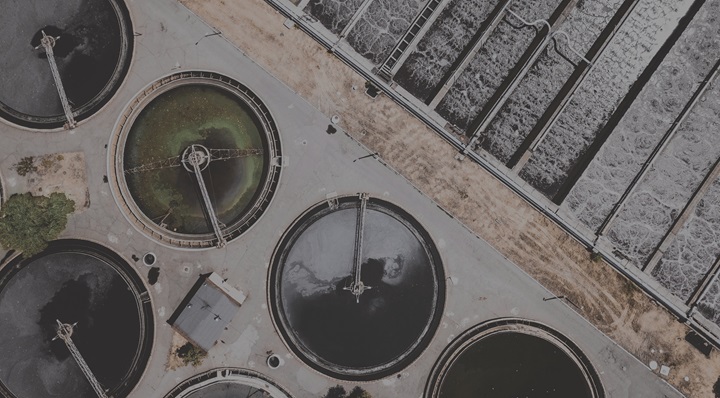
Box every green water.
[124,84,266,234]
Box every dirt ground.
[179,0,720,395]
[166,332,191,370]
[21,152,89,211]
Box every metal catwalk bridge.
[36,31,77,129]
[344,193,371,303]
[183,144,227,248]
[124,148,263,175]
[54,320,108,398]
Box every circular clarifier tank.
[0,239,153,398]
[164,368,292,398]
[0,0,133,129]
[425,319,604,398]
[269,195,445,380]
[110,72,281,248]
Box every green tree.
[347,387,371,398]
[0,192,75,257]
[176,342,207,367]
[323,386,372,398]
[323,386,346,398]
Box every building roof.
[169,273,246,352]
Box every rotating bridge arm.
[344,193,371,303]
[54,320,109,398]
[36,31,77,129]
[185,145,227,248]
[124,148,262,175]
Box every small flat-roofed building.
[168,272,246,352]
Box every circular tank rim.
[163,367,294,398]
[0,238,155,398]
[107,70,283,250]
[0,0,135,130]
[423,318,605,398]
[0,170,5,206]
[267,194,447,381]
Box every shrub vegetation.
[0,192,75,257]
